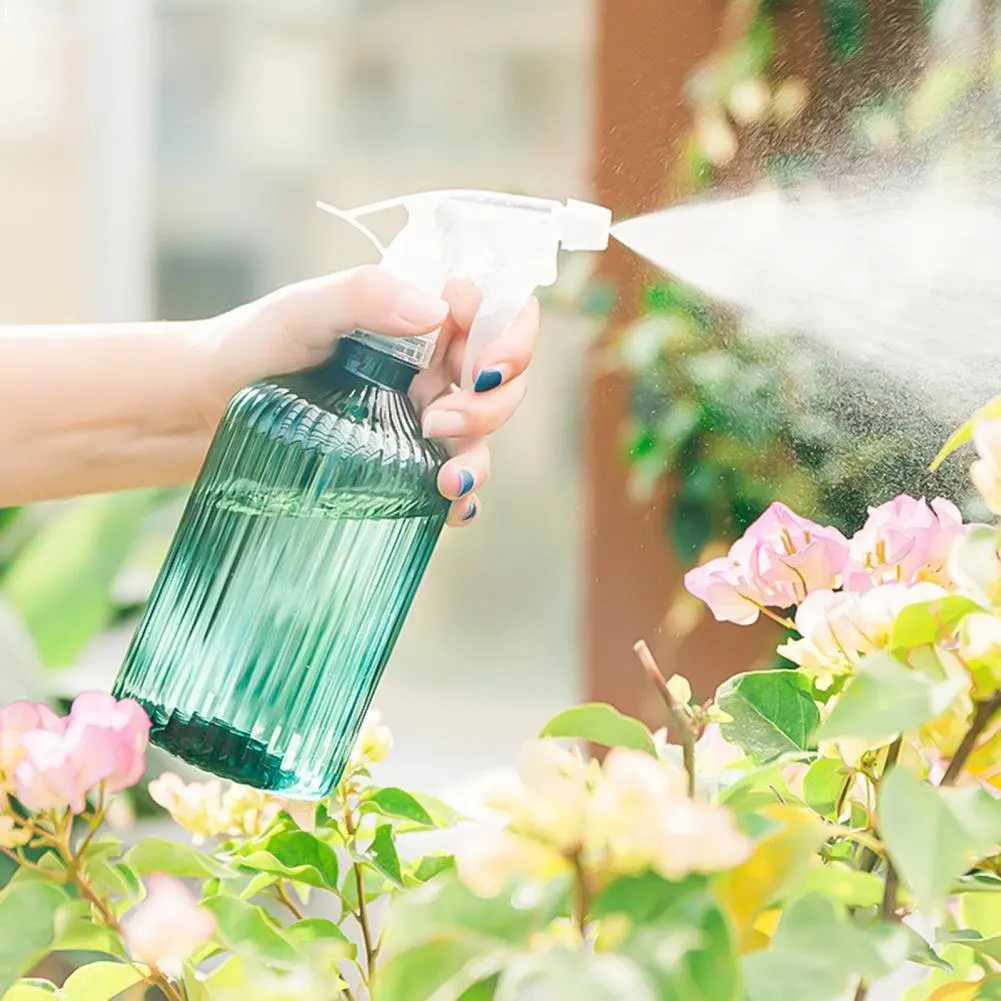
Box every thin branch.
[880,865,900,923]
[756,605,797,630]
[570,851,592,938]
[860,736,900,876]
[342,798,378,985]
[275,881,304,921]
[941,692,1001,786]
[634,640,697,797]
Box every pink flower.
[848,495,966,587]
[0,701,63,735]
[684,502,849,624]
[67,693,150,793]
[124,876,216,975]
[684,540,768,625]
[0,701,65,786]
[13,693,150,814]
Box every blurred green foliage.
[622,0,996,566]
[0,492,172,671]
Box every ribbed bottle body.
[113,339,448,798]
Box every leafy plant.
[2,405,1001,999]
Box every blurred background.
[1,0,999,814]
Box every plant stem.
[941,692,1001,787]
[825,824,884,858]
[880,865,900,923]
[342,799,377,986]
[756,605,796,630]
[570,852,592,939]
[856,740,904,872]
[634,640,697,797]
[275,881,304,921]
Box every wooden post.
[586,0,773,725]
[585,0,926,723]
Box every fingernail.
[397,290,449,328]
[474,368,505,393]
[462,501,478,522]
[457,469,475,497]
[423,410,468,438]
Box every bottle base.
[135,701,336,799]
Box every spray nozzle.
[317,189,611,386]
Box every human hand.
[198,266,539,526]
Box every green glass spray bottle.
[112,190,612,799]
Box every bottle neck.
[313,336,420,394]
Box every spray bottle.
[112,189,612,799]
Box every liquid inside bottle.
[113,337,449,799]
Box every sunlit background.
[2,0,1000,822]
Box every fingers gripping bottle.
[112,190,612,799]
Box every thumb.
[267,265,449,349]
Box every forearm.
[0,321,222,506]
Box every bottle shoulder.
[209,376,449,521]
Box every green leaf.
[378,940,497,1001]
[802,757,849,820]
[241,830,339,890]
[182,964,209,1001]
[497,950,657,1001]
[124,838,233,880]
[360,788,434,828]
[931,395,1001,471]
[383,872,569,958]
[0,882,68,994]
[202,897,301,968]
[61,962,145,1001]
[85,857,141,905]
[891,596,982,651]
[407,852,456,886]
[408,792,463,830]
[716,671,820,764]
[799,866,885,909]
[365,824,403,887]
[1,986,59,1001]
[540,703,656,754]
[52,900,128,958]
[2,492,155,666]
[817,652,962,742]
[743,895,907,1001]
[341,866,389,911]
[286,918,352,948]
[977,975,1001,1000]
[879,768,1001,911]
[616,884,739,1001]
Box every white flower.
[456,825,564,898]
[590,748,750,879]
[348,710,393,770]
[149,772,278,844]
[483,740,596,851]
[780,582,949,688]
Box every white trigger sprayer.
[317,190,612,389]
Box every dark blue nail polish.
[457,469,475,497]
[462,502,477,522]
[474,368,503,393]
